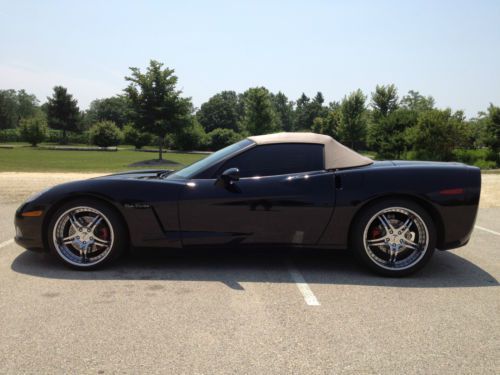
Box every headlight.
[25,188,50,203]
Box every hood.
[94,169,175,180]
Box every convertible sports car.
[15,133,481,276]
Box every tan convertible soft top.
[248,132,373,169]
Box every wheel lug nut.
[76,236,80,239]
[79,228,82,232]
[90,237,93,240]
[400,239,403,243]
[83,241,86,244]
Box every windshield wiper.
[158,170,175,179]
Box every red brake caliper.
[99,227,109,241]
[370,226,382,239]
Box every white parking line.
[288,261,320,306]
[475,225,500,236]
[0,238,14,249]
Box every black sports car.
[15,133,481,276]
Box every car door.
[177,143,335,247]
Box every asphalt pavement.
[0,202,498,374]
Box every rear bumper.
[439,234,472,251]
[437,204,478,251]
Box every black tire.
[351,198,436,277]
[47,198,127,270]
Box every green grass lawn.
[2,144,498,174]
[0,142,162,149]
[0,147,205,172]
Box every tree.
[367,108,417,159]
[241,87,278,135]
[196,91,241,132]
[405,109,464,161]
[337,89,367,150]
[89,121,123,147]
[0,90,18,129]
[294,92,327,130]
[0,89,39,129]
[368,84,407,159]
[294,93,310,130]
[308,92,328,126]
[401,90,434,112]
[84,96,131,129]
[270,91,295,131]
[19,115,47,146]
[467,114,489,148]
[207,128,242,150]
[125,60,193,160]
[123,123,152,149]
[485,104,500,162]
[451,110,476,150]
[46,86,81,144]
[16,89,39,120]
[371,84,399,119]
[311,109,341,138]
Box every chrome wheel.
[52,206,114,267]
[363,207,429,271]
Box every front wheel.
[48,199,126,269]
[351,199,436,276]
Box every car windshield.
[167,139,254,179]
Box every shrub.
[207,128,242,150]
[472,159,496,169]
[486,149,499,165]
[485,105,500,157]
[452,148,489,165]
[46,129,90,144]
[89,121,123,147]
[46,129,61,143]
[0,128,20,142]
[174,120,207,151]
[67,131,90,144]
[19,116,47,146]
[123,123,152,149]
[452,148,499,169]
[405,109,465,161]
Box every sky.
[1,0,499,117]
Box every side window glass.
[218,144,324,178]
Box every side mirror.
[217,167,240,186]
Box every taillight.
[439,188,465,196]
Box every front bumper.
[14,203,46,251]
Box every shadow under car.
[11,247,498,290]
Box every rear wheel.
[48,199,126,269]
[351,199,436,276]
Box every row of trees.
[0,89,40,129]
[0,60,499,167]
